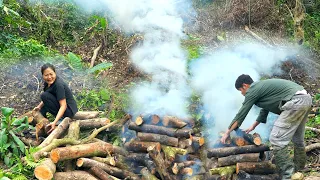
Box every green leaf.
[100,18,107,29]
[1,107,14,118]
[67,52,83,70]
[0,129,8,147]
[87,62,112,75]
[9,130,25,154]
[100,89,110,101]
[14,124,28,133]
[0,177,11,180]
[4,155,10,166]
[12,117,27,126]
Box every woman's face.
[42,67,56,86]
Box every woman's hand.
[46,122,57,134]
[33,106,41,111]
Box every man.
[221,74,312,180]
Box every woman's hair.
[41,63,56,75]
[235,74,254,89]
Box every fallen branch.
[90,44,102,68]
[306,126,320,134]
[54,171,98,180]
[305,143,320,152]
[90,166,120,180]
[244,26,273,47]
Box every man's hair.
[235,74,254,89]
[41,63,56,75]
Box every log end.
[135,116,144,126]
[172,163,179,174]
[50,150,60,164]
[181,167,193,176]
[151,114,160,125]
[34,166,53,180]
[199,137,205,146]
[76,158,84,167]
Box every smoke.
[190,43,292,147]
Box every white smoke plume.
[190,43,292,147]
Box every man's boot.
[273,146,295,180]
[293,146,307,172]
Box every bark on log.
[218,153,260,167]
[20,137,41,146]
[76,158,139,179]
[124,140,161,153]
[237,170,280,180]
[31,110,50,140]
[151,115,160,125]
[192,136,205,147]
[38,117,72,148]
[90,166,120,180]
[73,111,100,120]
[162,116,187,128]
[235,130,262,146]
[210,165,236,176]
[178,138,192,149]
[125,153,157,175]
[140,167,159,180]
[172,161,202,175]
[207,145,270,158]
[64,121,80,172]
[162,145,187,162]
[236,162,276,174]
[137,132,179,147]
[34,158,56,180]
[53,171,98,180]
[147,145,173,180]
[92,156,128,170]
[305,143,320,152]
[50,142,115,163]
[128,122,193,138]
[77,118,111,129]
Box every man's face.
[238,84,249,96]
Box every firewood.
[92,156,128,170]
[64,121,80,172]
[50,142,116,163]
[73,111,100,120]
[231,136,249,146]
[162,115,187,128]
[235,130,262,146]
[217,153,260,167]
[180,167,193,176]
[162,145,187,162]
[140,167,159,180]
[20,136,41,146]
[18,110,33,123]
[210,165,236,176]
[34,158,56,180]
[151,114,160,125]
[306,126,320,134]
[135,116,144,125]
[137,132,179,147]
[192,136,205,147]
[124,140,161,153]
[204,173,222,180]
[38,117,72,148]
[53,171,98,180]
[76,158,139,179]
[77,118,111,129]
[90,166,120,180]
[178,138,192,149]
[147,145,174,180]
[128,122,193,138]
[237,170,280,180]
[125,153,157,174]
[32,110,50,140]
[207,145,270,158]
[236,162,276,174]
[305,143,320,152]
[172,161,202,175]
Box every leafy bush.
[76,89,111,111]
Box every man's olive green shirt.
[229,79,304,129]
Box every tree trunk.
[218,153,260,167]
[53,171,98,180]
[50,142,114,163]
[209,165,236,176]
[76,158,139,180]
[90,166,120,180]
[207,145,270,158]
[73,111,100,120]
[140,167,159,180]
[34,158,56,180]
[237,170,280,180]
[137,132,179,147]
[162,116,187,128]
[77,118,111,129]
[128,122,193,138]
[124,140,161,153]
[236,162,276,174]
[38,117,72,148]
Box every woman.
[34,63,78,134]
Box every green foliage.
[0,107,33,167]
[76,88,111,111]
[304,13,320,53]
[88,62,113,76]
[66,52,85,70]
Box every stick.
[90,44,102,68]
[244,26,273,47]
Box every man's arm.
[245,121,260,133]
[221,121,239,143]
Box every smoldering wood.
[162,115,188,128]
[207,144,270,158]
[137,132,179,147]
[236,161,277,174]
[124,140,161,153]
[217,153,260,167]
[178,138,192,149]
[128,122,193,138]
[53,171,98,180]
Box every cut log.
[125,153,156,174]
[53,171,98,180]
[128,122,193,138]
[18,110,33,123]
[73,111,100,120]
[217,153,260,167]
[50,142,115,163]
[236,161,276,174]
[137,132,179,147]
[162,145,187,162]
[124,140,161,153]
[162,116,187,128]
[38,117,72,148]
[92,156,128,170]
[34,158,56,180]
[172,161,202,175]
[147,145,173,180]
[207,145,270,158]
[305,143,320,152]
[234,130,262,146]
[135,116,144,126]
[77,118,111,129]
[210,165,236,176]
[192,136,205,147]
[76,158,139,179]
[151,115,160,125]
[90,166,120,180]
[20,137,41,146]
[180,167,193,176]
[178,138,192,149]
[32,110,50,139]
[231,136,248,146]
[64,121,80,172]
[140,167,159,180]
[237,170,280,180]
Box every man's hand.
[220,132,230,144]
[245,126,255,134]
[46,122,56,134]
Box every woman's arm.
[47,98,67,134]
